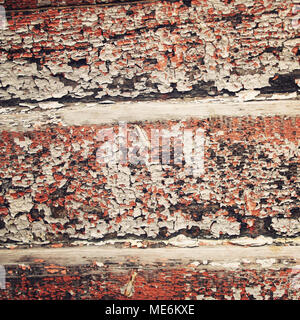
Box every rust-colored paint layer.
[0,116,299,245]
[0,0,299,103]
[0,247,299,300]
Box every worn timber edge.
[0,245,299,268]
[1,243,300,300]
[0,98,299,132]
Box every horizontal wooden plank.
[1,99,299,131]
[0,245,299,299]
[1,245,300,266]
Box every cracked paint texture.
[0,0,299,302]
[0,116,299,245]
[0,0,299,104]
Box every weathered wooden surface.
[0,245,299,300]
[1,108,299,245]
[0,0,299,104]
[1,99,299,131]
[0,0,299,301]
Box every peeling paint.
[0,0,299,104]
[0,114,299,246]
[0,245,299,300]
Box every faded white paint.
[0,245,299,270]
[0,98,299,131]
